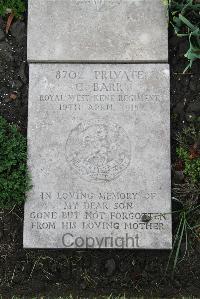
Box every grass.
[176,146,200,183]
[0,296,198,299]
[168,122,200,277]
[0,297,199,299]
[175,124,200,184]
[0,0,26,18]
[0,296,135,299]
[166,204,200,277]
[0,116,30,209]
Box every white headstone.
[23,63,172,249]
[27,0,168,62]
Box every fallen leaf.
[9,92,17,100]
[189,143,200,160]
[6,13,15,34]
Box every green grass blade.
[179,14,197,31]
[172,214,185,276]
[166,213,184,273]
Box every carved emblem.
[66,119,131,182]
[73,0,122,12]
[93,0,105,11]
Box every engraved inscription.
[24,64,171,249]
[73,0,122,12]
[66,119,131,182]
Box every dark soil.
[0,17,200,298]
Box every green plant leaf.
[0,116,30,208]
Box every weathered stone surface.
[27,0,168,62]
[23,63,171,249]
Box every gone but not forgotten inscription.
[24,64,172,249]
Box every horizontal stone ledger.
[23,63,171,249]
[28,0,168,62]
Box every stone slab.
[24,63,171,249]
[27,0,168,62]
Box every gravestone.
[23,63,171,249]
[27,0,168,62]
[24,0,171,249]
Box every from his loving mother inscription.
[27,0,168,62]
[23,64,172,249]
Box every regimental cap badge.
[93,0,105,11]
[74,0,122,12]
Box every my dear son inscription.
[23,64,172,249]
